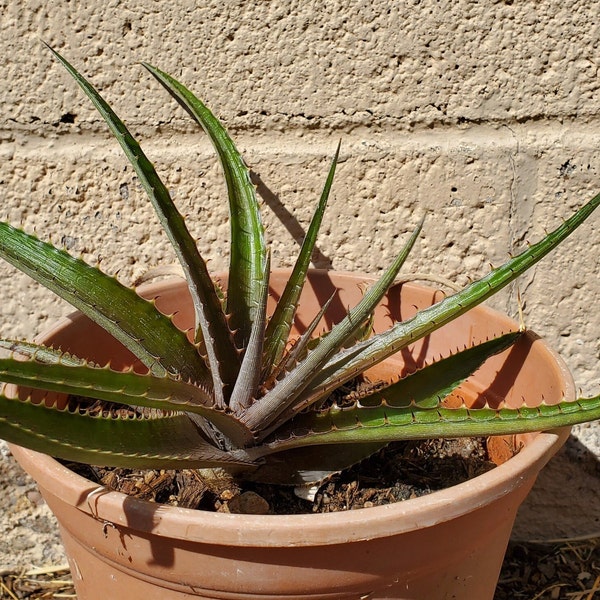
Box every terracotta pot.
[9,270,574,600]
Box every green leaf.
[244,218,424,431]
[255,395,600,452]
[263,143,341,374]
[47,46,236,405]
[264,292,337,387]
[229,253,270,412]
[0,339,88,366]
[312,191,600,400]
[142,62,268,350]
[254,331,523,459]
[0,395,254,469]
[354,331,523,408]
[0,356,253,445]
[0,224,207,382]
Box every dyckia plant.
[0,47,598,486]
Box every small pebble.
[227,491,270,515]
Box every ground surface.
[0,444,66,574]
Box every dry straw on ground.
[496,538,600,600]
[0,565,74,599]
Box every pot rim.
[9,271,575,547]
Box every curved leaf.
[0,356,254,446]
[344,331,523,408]
[0,224,207,382]
[309,191,600,401]
[142,62,267,350]
[254,395,600,454]
[0,339,88,366]
[0,395,254,469]
[263,143,341,374]
[47,46,236,403]
[229,253,270,412]
[245,218,424,431]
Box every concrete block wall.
[0,1,598,545]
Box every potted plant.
[1,47,598,599]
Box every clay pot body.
[10,271,574,599]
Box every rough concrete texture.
[0,0,598,553]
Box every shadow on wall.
[251,171,334,270]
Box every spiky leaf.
[263,143,341,373]
[310,191,600,402]
[244,218,424,431]
[48,46,237,405]
[355,330,523,408]
[142,62,268,349]
[0,224,207,382]
[255,395,600,453]
[0,394,253,469]
[0,356,252,445]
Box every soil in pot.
[65,435,499,515]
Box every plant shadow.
[512,433,600,541]
[251,170,333,270]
